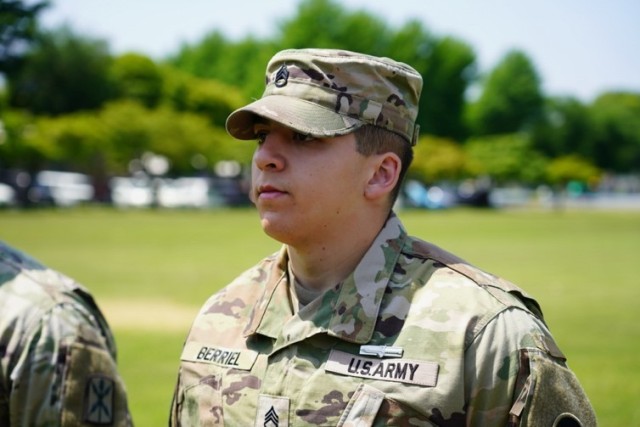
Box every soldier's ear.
[364,152,401,201]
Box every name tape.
[325,349,438,387]
[181,342,258,370]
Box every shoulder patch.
[84,375,115,424]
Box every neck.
[287,210,389,292]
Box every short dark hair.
[353,125,414,208]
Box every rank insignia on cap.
[84,376,114,425]
[274,63,289,87]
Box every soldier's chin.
[258,216,295,245]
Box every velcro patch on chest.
[181,341,259,370]
[325,349,439,387]
[255,395,290,427]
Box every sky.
[38,0,640,102]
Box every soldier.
[0,241,132,426]
[170,48,596,426]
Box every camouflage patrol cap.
[225,48,423,145]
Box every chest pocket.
[336,383,438,427]
[314,349,439,426]
[175,343,261,426]
[175,361,226,426]
[337,384,384,426]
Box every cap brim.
[225,95,363,140]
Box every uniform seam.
[396,248,522,350]
[464,305,530,352]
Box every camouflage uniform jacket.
[171,214,596,426]
[0,242,132,426]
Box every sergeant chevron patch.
[255,395,289,427]
[265,406,279,426]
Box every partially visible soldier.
[0,241,132,426]
[170,48,596,426]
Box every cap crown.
[263,49,423,144]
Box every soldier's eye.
[255,131,268,144]
[292,132,314,142]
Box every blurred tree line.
[1,0,639,193]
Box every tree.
[418,36,476,140]
[546,155,601,187]
[278,1,476,141]
[168,30,275,101]
[531,96,593,159]
[0,0,48,74]
[278,0,390,55]
[6,26,114,115]
[22,111,102,173]
[467,50,544,136]
[168,0,478,142]
[0,109,42,169]
[162,67,246,128]
[386,20,435,69]
[465,134,548,184]
[210,37,276,100]
[111,53,163,108]
[588,92,640,172]
[95,101,151,174]
[21,100,255,176]
[278,0,477,141]
[143,106,252,174]
[409,135,469,184]
[168,30,227,79]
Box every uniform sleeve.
[9,302,132,427]
[464,307,596,426]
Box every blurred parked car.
[110,177,154,208]
[403,180,457,209]
[210,177,251,206]
[157,177,214,208]
[455,178,492,208]
[0,182,15,206]
[110,176,226,208]
[33,170,94,206]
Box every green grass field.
[1,207,638,426]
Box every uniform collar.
[243,213,407,345]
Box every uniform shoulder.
[199,251,282,309]
[402,235,545,321]
[1,246,94,313]
[0,241,46,280]
[0,242,113,345]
